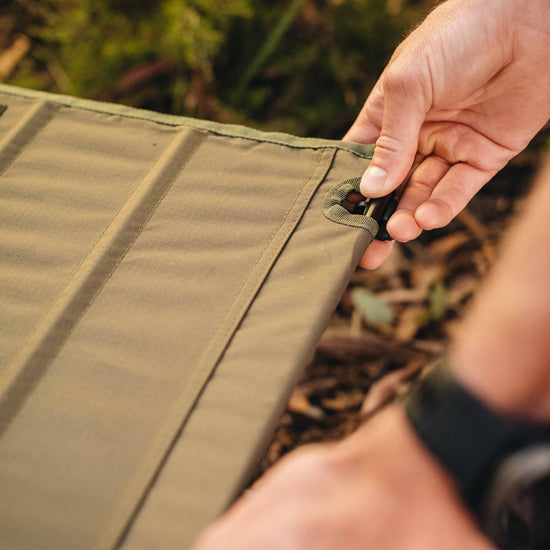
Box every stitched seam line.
[102,148,336,550]
[0,126,168,375]
[63,131,206,339]
[196,151,327,362]
[0,85,374,160]
[82,133,206,307]
[0,101,55,186]
[0,129,206,434]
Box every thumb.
[360,73,426,198]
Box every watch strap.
[406,364,546,512]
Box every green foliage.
[429,280,447,321]
[216,0,429,136]
[232,0,307,103]
[11,0,251,97]
[351,287,395,328]
[5,0,434,136]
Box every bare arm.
[451,156,550,422]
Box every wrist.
[405,361,550,549]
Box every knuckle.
[437,194,463,223]
[428,124,465,164]
[478,148,513,172]
[283,444,334,476]
[446,126,465,160]
[447,178,472,209]
[384,64,416,96]
[272,446,326,484]
[409,174,435,194]
[375,133,404,157]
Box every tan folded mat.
[0,84,375,549]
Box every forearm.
[450,156,550,422]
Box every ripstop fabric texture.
[0,84,374,550]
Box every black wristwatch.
[405,362,550,550]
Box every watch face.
[482,445,550,550]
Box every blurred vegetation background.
[0,0,436,138]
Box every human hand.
[344,0,550,269]
[192,406,496,550]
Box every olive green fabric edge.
[322,176,380,236]
[0,84,375,159]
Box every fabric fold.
[0,85,373,550]
[0,128,206,432]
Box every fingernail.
[361,165,387,196]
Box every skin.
[344,0,550,269]
[450,157,550,422]
[192,1,550,548]
[193,407,495,550]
